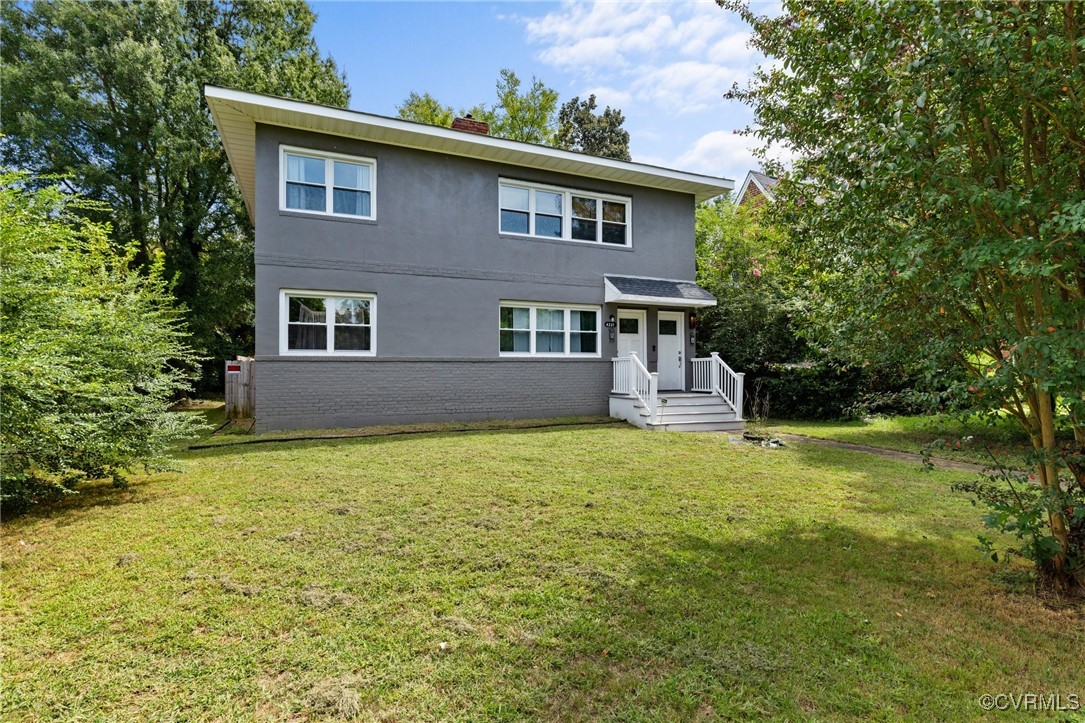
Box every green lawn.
[766,414,1039,468]
[3,424,1083,720]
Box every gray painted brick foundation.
[255,359,612,431]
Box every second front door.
[657,310,684,390]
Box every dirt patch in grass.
[306,674,369,719]
[297,585,356,610]
[216,574,261,597]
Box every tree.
[555,94,632,160]
[695,198,801,373]
[396,91,455,127]
[0,173,204,511]
[724,0,1085,591]
[0,0,349,389]
[396,69,560,144]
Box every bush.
[752,362,866,420]
[0,174,204,512]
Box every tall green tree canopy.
[0,172,204,511]
[724,0,1085,590]
[395,91,455,128]
[397,69,560,145]
[555,94,632,160]
[0,0,349,386]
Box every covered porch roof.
[604,275,717,308]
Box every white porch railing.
[611,352,659,424]
[691,352,744,420]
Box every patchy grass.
[766,414,1042,468]
[3,425,1082,720]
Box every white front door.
[657,311,684,390]
[616,309,646,361]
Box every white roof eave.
[204,85,735,223]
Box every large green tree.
[555,94,632,160]
[0,0,349,388]
[724,0,1085,590]
[1,173,204,511]
[396,91,455,128]
[397,69,568,146]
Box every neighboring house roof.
[604,275,717,308]
[735,170,779,207]
[204,85,735,223]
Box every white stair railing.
[611,352,659,424]
[691,357,713,392]
[690,352,744,420]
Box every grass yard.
[3,423,1083,720]
[766,414,1042,469]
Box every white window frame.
[498,179,632,248]
[279,289,376,356]
[498,302,602,358]
[279,145,376,220]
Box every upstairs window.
[499,180,630,247]
[281,146,375,219]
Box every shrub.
[0,173,204,512]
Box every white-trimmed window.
[499,303,600,356]
[499,179,630,247]
[279,290,375,355]
[280,145,375,219]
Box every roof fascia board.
[204,85,734,203]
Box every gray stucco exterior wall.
[253,125,702,431]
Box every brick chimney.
[450,114,489,136]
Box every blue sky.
[310,0,783,183]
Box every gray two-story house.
[206,86,745,432]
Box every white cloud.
[508,0,782,174]
[580,85,633,108]
[518,1,758,112]
[674,130,760,178]
[630,61,745,114]
[674,130,796,180]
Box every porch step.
[614,393,744,433]
[646,419,746,432]
[654,395,729,408]
[643,410,739,424]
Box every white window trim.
[498,178,632,248]
[498,302,602,358]
[279,289,376,356]
[279,145,377,220]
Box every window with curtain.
[282,146,374,219]
[498,180,630,247]
[499,304,600,356]
[281,291,375,355]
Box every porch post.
[648,372,659,425]
[735,372,745,421]
[710,351,720,393]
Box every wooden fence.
[224,357,255,419]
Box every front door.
[657,310,684,390]
[616,309,646,361]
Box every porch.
[610,352,745,432]
[603,274,744,432]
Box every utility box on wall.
[224,357,255,419]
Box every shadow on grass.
[181,420,634,460]
[1,478,159,527]
[525,523,1022,720]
